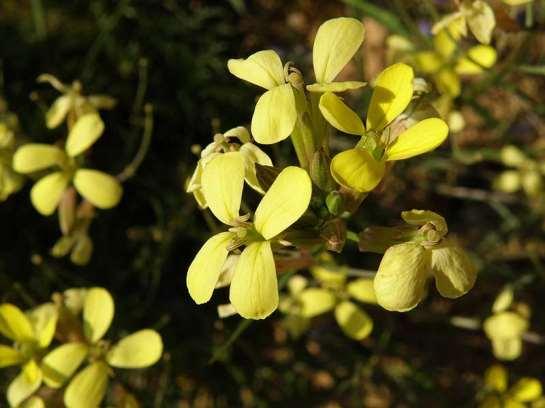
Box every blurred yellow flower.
[480,364,543,408]
[0,303,57,407]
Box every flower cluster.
[186,17,476,325]
[0,287,162,407]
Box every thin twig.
[436,185,519,204]
[117,104,154,182]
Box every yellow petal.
[41,343,89,388]
[456,45,497,75]
[251,84,297,144]
[201,152,245,225]
[521,170,542,197]
[334,301,373,340]
[229,241,278,319]
[186,232,233,304]
[30,172,70,216]
[28,303,58,348]
[46,95,72,129]
[311,264,347,289]
[0,303,35,342]
[313,17,365,84]
[431,12,467,37]
[484,311,528,341]
[13,144,66,174]
[73,169,123,209]
[367,63,414,131]
[330,148,385,193]
[434,68,461,97]
[298,288,336,318]
[431,240,477,298]
[64,361,109,408]
[20,396,45,408]
[434,27,460,59]
[509,378,543,402]
[401,209,448,234]
[287,275,308,296]
[464,0,496,44]
[347,279,377,304]
[227,50,285,90]
[106,329,162,368]
[385,118,448,161]
[239,142,273,193]
[254,166,312,240]
[319,92,365,135]
[492,286,514,313]
[224,126,251,144]
[83,287,114,343]
[66,113,105,157]
[374,242,431,312]
[501,145,528,168]
[484,364,508,392]
[0,345,23,368]
[491,337,523,361]
[7,360,43,407]
[307,81,366,93]
[494,170,521,193]
[414,51,443,74]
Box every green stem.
[208,270,295,364]
[30,0,47,40]
[290,88,316,169]
[117,104,154,182]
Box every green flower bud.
[325,191,344,216]
[310,149,335,191]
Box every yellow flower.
[373,210,476,312]
[319,63,449,192]
[493,145,543,198]
[483,291,531,361]
[186,163,312,319]
[432,0,496,45]
[228,18,365,144]
[480,364,543,408]
[227,50,297,144]
[280,266,377,341]
[186,126,272,208]
[416,21,497,97]
[37,74,116,129]
[0,303,58,407]
[13,113,122,215]
[42,287,164,408]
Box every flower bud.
[310,149,335,192]
[325,191,344,216]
